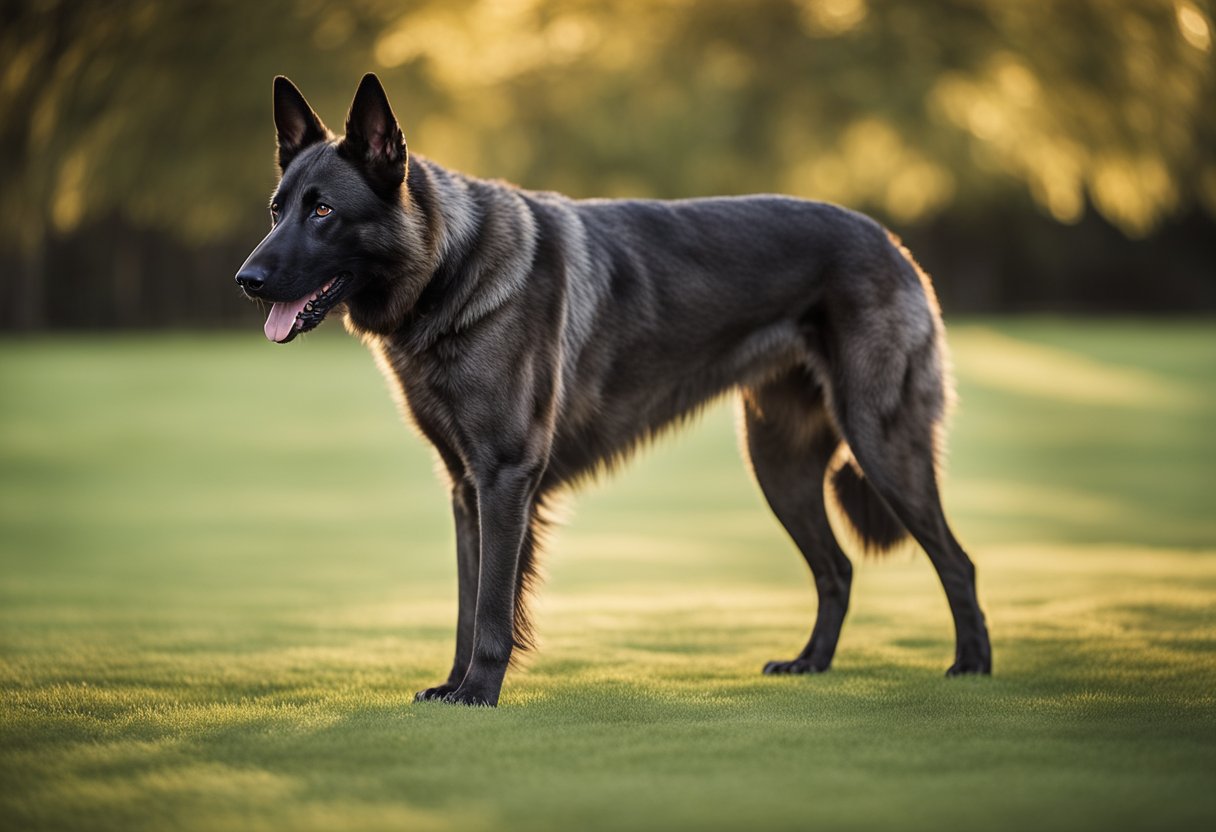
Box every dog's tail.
[829,458,908,552]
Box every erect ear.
[273,76,330,173]
[338,73,407,195]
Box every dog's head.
[235,74,411,343]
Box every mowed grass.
[1,319,1214,831]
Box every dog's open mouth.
[263,274,350,343]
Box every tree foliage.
[1,0,1213,327]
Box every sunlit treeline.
[1,0,1212,328]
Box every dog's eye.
[270,203,279,218]
[314,204,332,217]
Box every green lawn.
[2,320,1214,831]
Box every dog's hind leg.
[828,281,991,675]
[841,421,990,674]
[743,370,853,674]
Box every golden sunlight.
[799,0,869,36]
[952,328,1195,409]
[1176,1,1212,51]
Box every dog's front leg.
[443,462,540,707]
[415,482,479,702]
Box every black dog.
[236,74,991,707]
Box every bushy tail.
[830,458,908,553]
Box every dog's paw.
[414,684,458,702]
[945,659,992,677]
[442,686,498,708]
[763,657,828,675]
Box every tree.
[1,0,1213,327]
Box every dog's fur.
[237,74,991,706]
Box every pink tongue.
[264,295,312,343]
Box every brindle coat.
[236,74,991,707]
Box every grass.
[1,319,1214,831]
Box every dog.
[236,73,992,707]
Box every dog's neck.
[344,156,538,352]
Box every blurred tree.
[378,0,1215,231]
[1,0,1213,328]
[0,0,393,328]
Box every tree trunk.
[12,232,46,331]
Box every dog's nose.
[235,267,267,293]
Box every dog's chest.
[367,336,467,453]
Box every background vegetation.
[2,0,1214,329]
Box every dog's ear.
[274,76,329,173]
[339,73,407,195]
